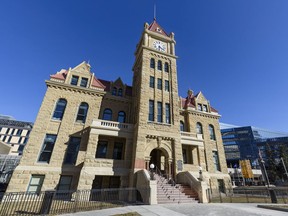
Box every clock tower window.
[150,58,155,69]
[157,60,162,71]
[164,62,169,72]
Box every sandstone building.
[7,20,230,202]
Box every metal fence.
[0,188,142,215]
[208,187,288,204]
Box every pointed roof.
[50,69,68,80]
[148,19,169,37]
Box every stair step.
[154,174,199,204]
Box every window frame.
[76,102,89,123]
[148,100,154,121]
[27,175,45,194]
[164,62,169,72]
[149,76,155,88]
[157,78,162,90]
[165,103,171,124]
[113,142,124,160]
[157,60,162,71]
[52,99,67,120]
[38,134,57,163]
[71,75,79,86]
[117,111,126,123]
[64,137,81,165]
[157,101,162,123]
[95,141,108,158]
[196,122,203,134]
[80,77,88,87]
[164,80,169,91]
[150,58,155,68]
[103,108,113,121]
[209,124,216,140]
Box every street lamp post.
[150,163,155,180]
[199,166,203,181]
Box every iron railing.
[0,188,142,215]
[208,187,288,204]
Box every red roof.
[91,76,105,89]
[148,20,169,37]
[181,94,218,113]
[50,69,67,80]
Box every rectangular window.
[80,77,88,87]
[2,136,7,142]
[165,80,169,91]
[165,103,171,124]
[71,75,79,85]
[157,102,162,123]
[18,145,24,152]
[64,137,81,165]
[203,105,208,112]
[213,151,221,171]
[23,137,28,144]
[148,100,154,121]
[38,134,57,163]
[157,78,162,90]
[6,128,10,134]
[16,129,23,136]
[113,142,123,160]
[7,136,12,143]
[95,141,108,158]
[27,175,45,194]
[197,104,202,111]
[11,128,15,135]
[57,175,72,191]
[149,76,155,88]
[182,149,187,164]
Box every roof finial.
[154,3,156,20]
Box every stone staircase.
[155,174,199,204]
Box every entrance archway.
[149,148,172,178]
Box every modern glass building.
[220,123,288,168]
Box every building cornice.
[45,80,106,97]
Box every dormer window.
[156,27,162,32]
[203,105,208,112]
[197,104,202,111]
[112,87,117,96]
[80,78,88,88]
[71,75,79,86]
[118,88,123,97]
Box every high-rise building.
[220,123,288,168]
[7,20,230,202]
[0,115,33,155]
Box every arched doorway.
[150,148,172,178]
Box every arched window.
[52,99,67,120]
[209,124,216,140]
[103,108,112,121]
[180,121,185,132]
[118,88,123,97]
[157,60,162,71]
[196,122,203,134]
[76,102,89,123]
[164,62,169,72]
[112,87,117,96]
[117,111,126,123]
[150,58,155,68]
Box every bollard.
[39,190,55,215]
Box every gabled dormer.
[49,61,105,90]
[181,89,218,114]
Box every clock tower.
[131,19,182,179]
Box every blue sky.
[1,0,288,132]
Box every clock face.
[153,40,166,52]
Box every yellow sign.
[240,160,254,179]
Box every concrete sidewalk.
[60,203,288,216]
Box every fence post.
[39,190,55,215]
[73,190,80,213]
[268,188,277,203]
